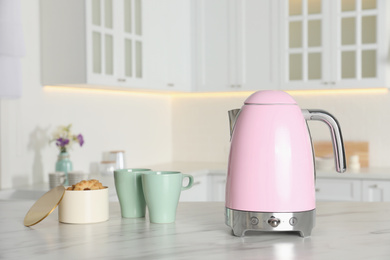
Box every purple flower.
[77,134,84,146]
[56,138,69,148]
[50,125,84,153]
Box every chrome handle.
[302,109,346,173]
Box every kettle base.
[225,207,315,238]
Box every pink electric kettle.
[225,90,346,237]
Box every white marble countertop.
[1,200,390,259]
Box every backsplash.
[172,90,390,169]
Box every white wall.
[172,91,390,168]
[0,0,173,189]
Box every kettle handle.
[302,109,346,173]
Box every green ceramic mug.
[141,171,194,223]
[114,168,151,218]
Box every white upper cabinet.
[143,0,194,92]
[41,0,145,89]
[238,0,279,91]
[144,0,279,92]
[335,0,387,88]
[41,0,388,92]
[280,0,388,90]
[195,0,279,92]
[194,1,230,92]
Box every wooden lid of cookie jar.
[23,186,65,227]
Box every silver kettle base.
[225,207,316,237]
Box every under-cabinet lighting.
[171,91,255,98]
[286,88,388,95]
[44,85,388,97]
[172,88,388,97]
[43,85,172,97]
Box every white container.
[58,188,109,224]
[99,161,116,176]
[315,156,334,171]
[109,151,126,169]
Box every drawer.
[362,180,390,202]
[316,178,361,201]
[180,175,208,202]
[207,175,226,202]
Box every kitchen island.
[1,200,389,259]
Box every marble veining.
[1,201,390,259]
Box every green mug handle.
[181,174,194,191]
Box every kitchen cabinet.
[193,0,229,92]
[207,174,226,201]
[280,0,388,90]
[41,0,146,89]
[179,173,226,202]
[40,0,388,93]
[180,175,209,201]
[362,180,390,201]
[195,0,279,92]
[144,0,279,92]
[179,172,390,202]
[143,0,194,92]
[316,175,390,202]
[315,178,362,201]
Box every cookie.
[68,179,105,191]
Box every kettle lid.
[245,90,297,105]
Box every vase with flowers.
[50,124,84,186]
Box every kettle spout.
[228,109,241,138]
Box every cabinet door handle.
[167,83,174,87]
[315,188,320,192]
[193,181,201,186]
[118,78,126,82]
[369,184,378,189]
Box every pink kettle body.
[226,97,315,212]
[225,90,346,237]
